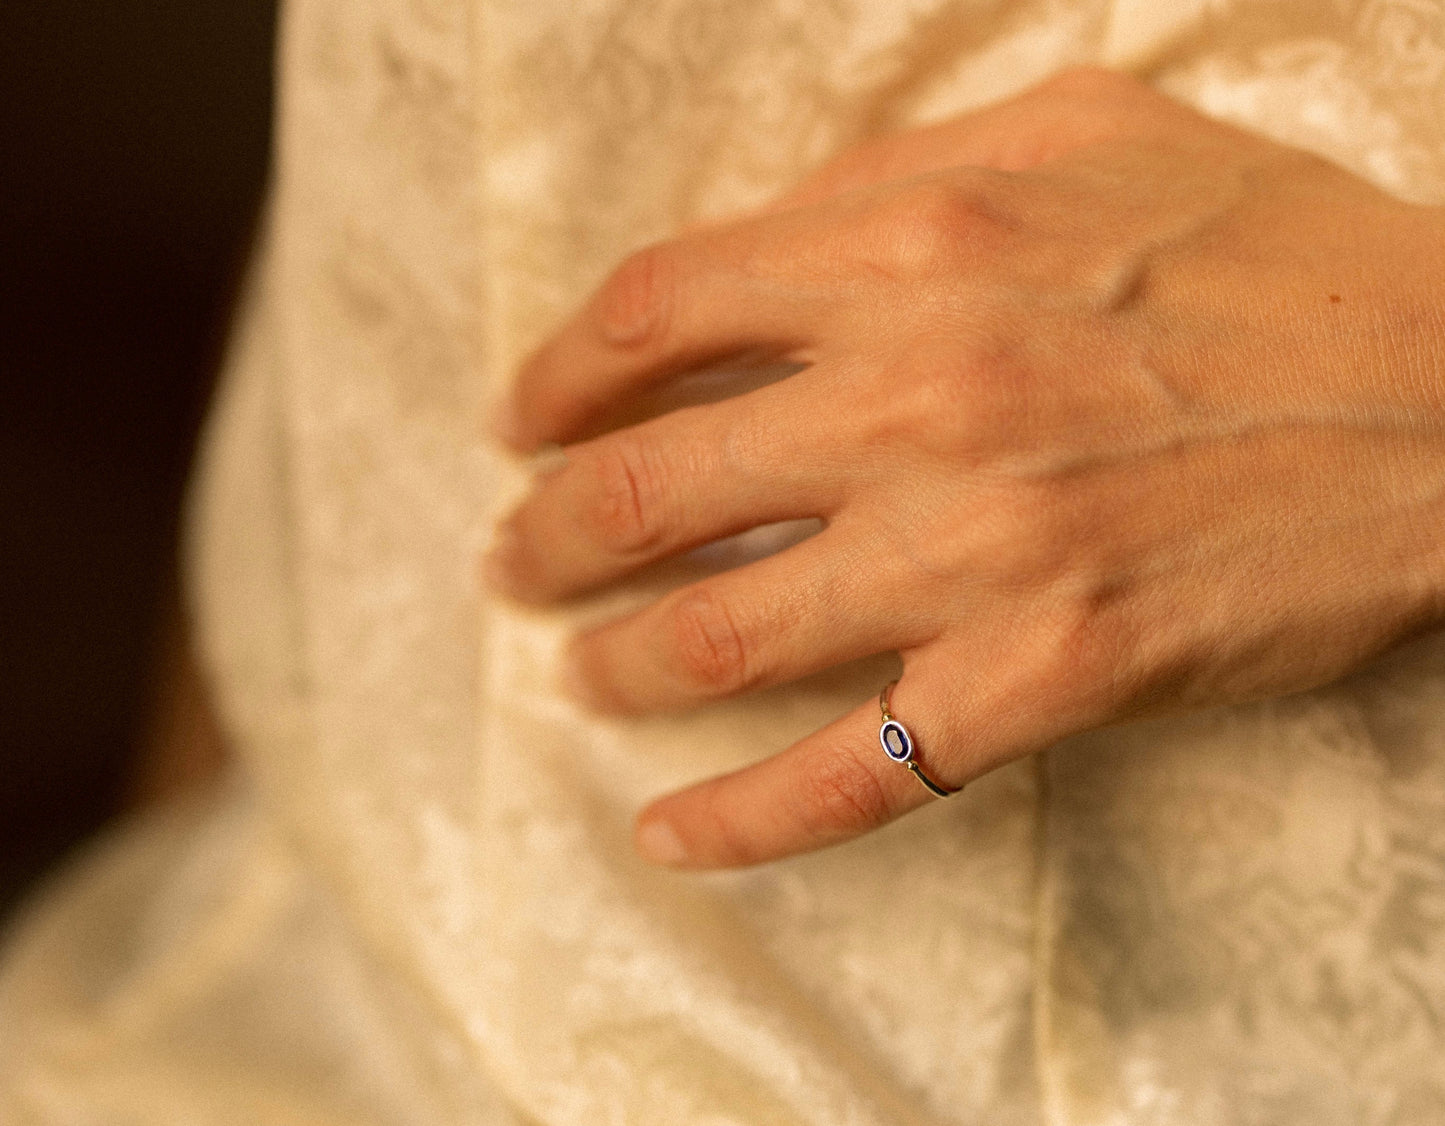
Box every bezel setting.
[879,719,914,763]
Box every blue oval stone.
[880,720,913,763]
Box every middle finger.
[485,366,854,604]
[560,516,938,716]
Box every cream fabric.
[4,1,1445,1122]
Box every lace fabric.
[3,1,1445,1122]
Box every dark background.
[0,2,278,919]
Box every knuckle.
[862,177,1009,278]
[792,744,894,838]
[963,343,1035,427]
[1037,584,1144,718]
[585,439,668,553]
[595,242,673,347]
[964,479,1078,583]
[907,344,1031,454]
[859,341,1035,469]
[903,350,974,426]
[669,587,752,694]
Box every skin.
[482,67,1445,869]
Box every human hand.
[483,68,1445,868]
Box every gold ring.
[878,679,959,798]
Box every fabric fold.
[4,1,1445,1122]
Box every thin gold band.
[879,679,959,798]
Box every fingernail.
[635,816,689,867]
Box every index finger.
[493,205,840,453]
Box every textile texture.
[3,1,1445,1123]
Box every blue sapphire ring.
[879,679,958,799]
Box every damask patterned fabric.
[3,1,1445,1123]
